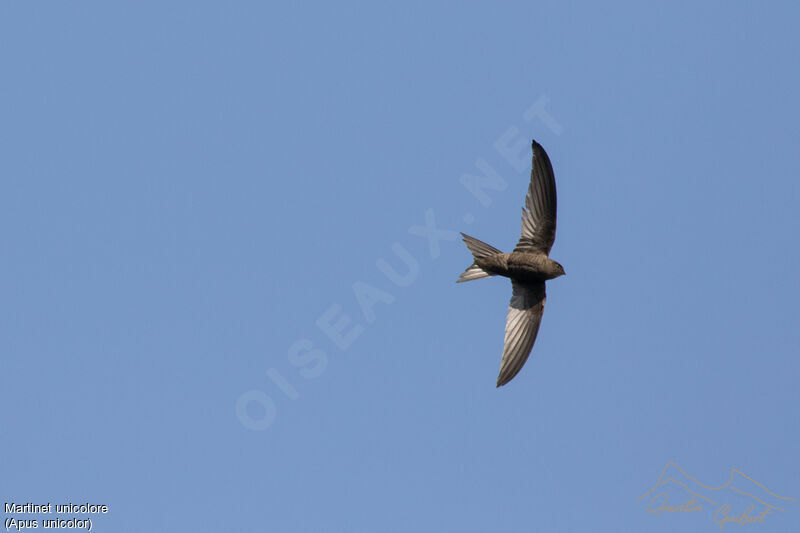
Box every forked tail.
[457,233,502,283]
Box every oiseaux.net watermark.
[236,96,564,431]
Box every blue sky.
[1,2,799,532]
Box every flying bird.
[457,139,565,387]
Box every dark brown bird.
[457,140,564,387]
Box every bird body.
[476,252,564,283]
[457,140,564,387]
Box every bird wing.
[497,280,546,387]
[513,140,557,255]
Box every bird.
[457,139,565,387]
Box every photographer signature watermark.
[639,462,795,529]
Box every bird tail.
[457,233,502,283]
